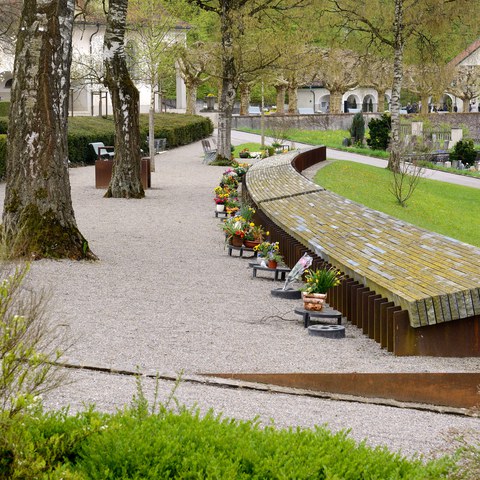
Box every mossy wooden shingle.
[247,152,480,328]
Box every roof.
[448,38,480,67]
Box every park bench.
[89,142,114,160]
[244,146,480,356]
[248,106,261,115]
[201,139,217,163]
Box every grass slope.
[314,161,480,247]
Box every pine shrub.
[350,112,365,145]
[367,113,392,150]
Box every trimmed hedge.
[0,102,9,117]
[0,113,213,167]
[0,134,5,179]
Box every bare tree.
[103,0,144,198]
[2,0,95,260]
[177,41,213,114]
[129,0,184,171]
[404,62,454,114]
[316,48,360,113]
[448,65,480,112]
[0,266,68,418]
[189,0,309,161]
[325,0,475,171]
[389,142,425,207]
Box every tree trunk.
[275,85,286,114]
[217,3,236,161]
[329,91,343,114]
[103,0,144,198]
[2,0,95,260]
[239,83,250,115]
[149,82,156,172]
[185,78,198,115]
[377,90,385,112]
[420,95,429,115]
[388,0,404,172]
[287,84,298,114]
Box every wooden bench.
[227,244,257,258]
[244,146,480,356]
[294,306,343,328]
[248,262,291,281]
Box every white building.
[0,19,187,115]
[297,86,384,113]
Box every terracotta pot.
[216,204,225,212]
[302,292,327,311]
[267,260,278,269]
[231,234,244,247]
[244,240,260,249]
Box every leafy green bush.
[450,139,477,167]
[350,112,365,144]
[367,113,392,150]
[0,134,6,179]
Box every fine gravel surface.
[1,137,479,459]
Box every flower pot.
[302,292,327,311]
[267,260,278,269]
[244,240,260,249]
[231,234,244,247]
[216,204,225,212]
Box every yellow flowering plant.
[245,223,266,242]
[302,267,342,294]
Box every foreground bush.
[2,400,454,479]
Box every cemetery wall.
[232,112,480,140]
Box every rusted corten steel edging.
[243,146,480,356]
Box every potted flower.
[225,196,240,215]
[239,148,250,159]
[213,186,229,212]
[254,241,283,268]
[301,267,342,311]
[232,162,250,181]
[244,223,267,248]
[220,216,248,247]
[205,93,216,111]
[221,170,239,188]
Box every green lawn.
[314,160,480,247]
[231,142,263,158]
[237,127,390,159]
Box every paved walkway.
[0,139,478,458]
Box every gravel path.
[1,138,478,458]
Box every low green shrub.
[2,402,455,479]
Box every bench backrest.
[89,142,105,155]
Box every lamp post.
[261,81,265,147]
